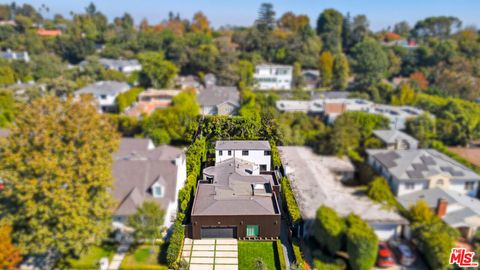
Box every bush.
[292,243,306,270]
[312,249,346,270]
[116,87,143,112]
[166,221,184,268]
[275,240,286,270]
[345,214,378,270]
[313,206,345,256]
[280,177,302,225]
[366,176,401,210]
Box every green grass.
[238,241,281,270]
[120,244,168,270]
[67,243,118,269]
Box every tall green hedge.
[313,206,345,256]
[292,243,306,270]
[280,177,302,224]
[275,240,286,270]
[166,220,184,269]
[345,214,378,270]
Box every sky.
[9,0,480,31]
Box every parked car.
[377,242,395,268]
[388,239,416,266]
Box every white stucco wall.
[254,66,292,90]
[215,149,271,171]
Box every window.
[260,165,267,172]
[153,184,163,198]
[246,225,259,237]
[264,151,271,156]
[437,179,444,186]
[465,181,475,191]
[405,183,415,190]
[100,95,107,99]
[242,150,249,156]
[228,150,232,156]
[219,150,223,156]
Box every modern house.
[373,130,419,150]
[367,149,480,197]
[368,105,424,130]
[75,81,130,112]
[254,64,293,90]
[197,86,240,116]
[398,188,480,240]
[112,138,186,231]
[175,75,202,90]
[124,89,181,117]
[99,58,142,74]
[1,49,30,62]
[279,146,407,240]
[301,70,320,90]
[36,28,62,37]
[204,73,216,88]
[215,140,272,172]
[190,141,280,239]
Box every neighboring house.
[190,142,281,239]
[382,39,418,49]
[36,28,62,37]
[197,86,240,116]
[301,70,320,90]
[398,188,480,240]
[275,100,314,113]
[311,91,350,100]
[204,73,216,88]
[373,130,419,150]
[1,49,30,62]
[368,105,424,130]
[112,138,186,230]
[367,149,480,197]
[323,98,373,123]
[215,140,272,172]
[124,89,181,117]
[8,82,46,100]
[279,146,408,240]
[175,75,202,90]
[254,64,293,90]
[75,81,130,112]
[99,58,142,74]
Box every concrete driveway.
[182,238,238,270]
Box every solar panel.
[407,170,424,179]
[412,163,428,171]
[420,156,436,165]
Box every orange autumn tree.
[409,71,429,90]
[0,225,22,270]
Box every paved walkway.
[182,238,238,270]
[107,243,130,270]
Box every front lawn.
[120,243,168,270]
[66,242,118,269]
[238,241,281,270]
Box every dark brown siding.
[191,214,281,239]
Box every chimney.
[436,198,448,218]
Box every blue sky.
[9,0,480,30]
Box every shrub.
[366,176,401,210]
[166,221,184,268]
[312,249,346,270]
[275,240,286,270]
[292,243,306,270]
[313,206,345,256]
[345,214,378,270]
[116,87,143,112]
[280,177,302,224]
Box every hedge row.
[292,242,306,270]
[166,221,184,269]
[275,240,286,270]
[280,177,302,224]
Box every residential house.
[254,64,293,90]
[373,130,419,150]
[112,138,186,230]
[190,141,280,239]
[37,28,62,37]
[1,49,29,62]
[279,146,408,240]
[301,70,320,90]
[204,73,216,88]
[367,149,480,197]
[197,86,240,116]
[215,140,272,172]
[99,58,142,74]
[124,89,181,117]
[398,188,480,240]
[75,81,130,112]
[175,75,202,90]
[368,105,424,130]
[323,98,373,123]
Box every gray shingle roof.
[192,158,279,216]
[367,149,480,181]
[398,188,480,227]
[76,81,130,96]
[99,58,140,69]
[373,130,419,148]
[215,140,271,150]
[197,86,239,107]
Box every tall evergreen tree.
[316,9,344,53]
[333,53,350,90]
[256,3,276,32]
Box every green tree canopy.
[350,38,389,86]
[313,206,345,256]
[138,51,178,89]
[316,9,344,53]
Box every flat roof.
[215,140,271,150]
[278,146,407,224]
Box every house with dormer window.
[112,138,186,231]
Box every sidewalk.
[107,243,130,270]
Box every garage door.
[371,224,398,240]
[201,227,237,238]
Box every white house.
[215,140,272,172]
[367,149,480,197]
[373,130,419,150]
[75,81,130,112]
[254,64,293,90]
[99,58,142,74]
[112,138,187,230]
[1,49,30,62]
